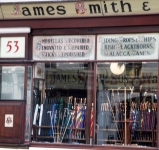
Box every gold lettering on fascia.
[1,0,159,19]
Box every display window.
[29,33,159,148]
[31,62,94,144]
[96,62,158,147]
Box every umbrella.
[73,98,78,138]
[50,103,56,141]
[76,98,84,139]
[57,98,63,142]
[90,103,93,144]
[76,104,81,138]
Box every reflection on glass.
[96,62,157,147]
[32,62,93,144]
[0,66,25,100]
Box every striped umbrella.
[79,105,85,128]
[76,104,82,127]
[77,99,84,128]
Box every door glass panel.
[0,66,25,100]
[96,62,157,147]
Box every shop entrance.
[0,66,26,144]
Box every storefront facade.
[0,0,159,150]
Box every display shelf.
[33,125,85,130]
[131,140,153,143]
[131,130,152,132]
[36,136,55,139]
[67,128,85,130]
[63,138,86,141]
[32,125,86,142]
[97,129,123,131]
[97,139,122,142]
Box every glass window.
[32,62,94,144]
[96,62,157,147]
[0,66,25,100]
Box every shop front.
[0,0,159,150]
[29,33,159,150]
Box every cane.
[105,90,122,142]
[59,108,67,141]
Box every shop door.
[0,66,26,144]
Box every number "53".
[7,41,19,53]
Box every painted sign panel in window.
[97,33,159,60]
[0,37,25,58]
[33,35,95,61]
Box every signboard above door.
[0,0,159,19]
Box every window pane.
[32,62,93,144]
[96,62,157,147]
[0,66,25,100]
